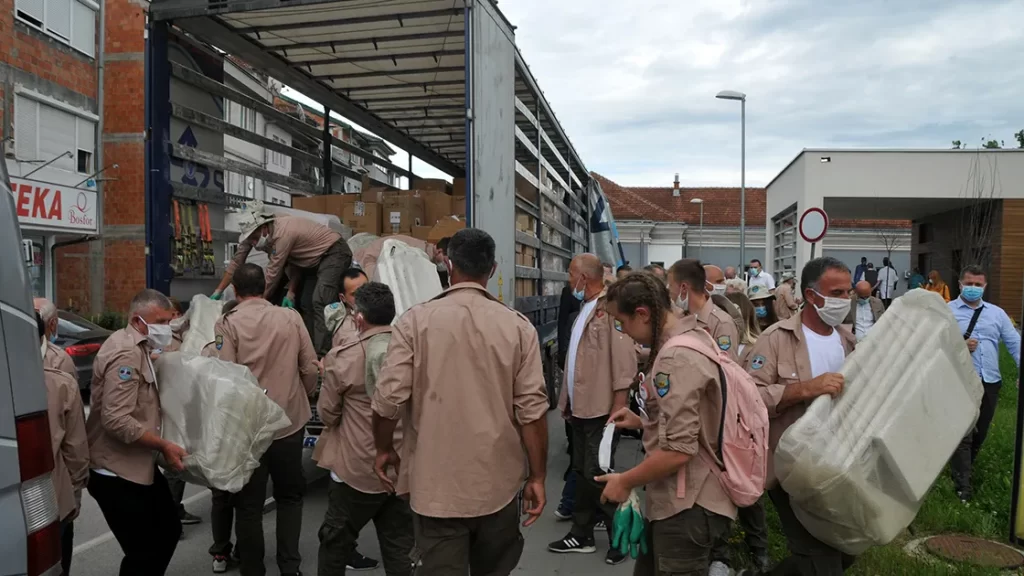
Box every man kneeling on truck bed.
[211,201,353,355]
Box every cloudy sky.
[286,0,1024,188]
[497,0,1024,187]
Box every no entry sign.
[799,207,829,243]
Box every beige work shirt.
[745,313,855,485]
[86,326,162,485]
[354,234,436,281]
[325,303,359,348]
[695,298,740,362]
[557,293,638,419]
[315,326,402,494]
[227,216,342,298]
[44,367,89,521]
[372,283,549,519]
[214,298,319,439]
[775,282,799,321]
[640,316,736,522]
[44,341,76,377]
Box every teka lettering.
[16,184,62,221]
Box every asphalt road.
[69,411,644,575]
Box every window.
[225,101,256,132]
[16,0,97,57]
[772,205,798,275]
[269,135,288,168]
[14,92,96,173]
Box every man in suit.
[844,280,886,342]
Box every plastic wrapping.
[774,289,984,555]
[347,232,380,255]
[375,238,443,318]
[179,294,224,355]
[155,351,291,492]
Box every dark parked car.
[55,310,111,402]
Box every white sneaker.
[708,560,732,576]
[212,556,228,574]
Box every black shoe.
[179,510,202,525]
[346,552,380,571]
[548,533,596,554]
[956,487,973,503]
[605,547,627,565]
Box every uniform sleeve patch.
[751,355,766,370]
[215,335,224,350]
[117,366,133,381]
[330,302,340,309]
[717,335,732,351]
[614,319,623,332]
[654,372,670,397]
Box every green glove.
[210,291,222,301]
[625,489,646,558]
[282,296,295,309]
[610,501,633,555]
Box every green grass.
[732,347,1022,574]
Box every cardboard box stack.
[292,176,468,246]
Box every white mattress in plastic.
[347,232,380,255]
[375,238,443,319]
[179,294,223,355]
[774,289,984,555]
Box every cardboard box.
[453,177,466,198]
[361,187,393,204]
[412,178,451,194]
[417,190,452,226]
[515,279,534,298]
[382,194,424,234]
[322,194,359,219]
[427,218,465,244]
[411,225,434,242]
[292,196,327,214]
[515,213,533,233]
[342,201,382,235]
[451,196,466,218]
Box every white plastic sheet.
[774,289,984,555]
[375,238,443,318]
[155,351,291,492]
[179,294,223,355]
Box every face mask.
[711,284,727,296]
[812,290,851,327]
[49,334,58,343]
[857,298,869,306]
[674,288,688,312]
[750,268,760,277]
[572,278,585,301]
[754,305,768,318]
[961,285,985,302]
[255,232,269,251]
[140,317,173,349]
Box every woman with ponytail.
[594,272,737,575]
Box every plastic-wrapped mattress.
[179,294,223,355]
[375,238,443,318]
[774,289,984,555]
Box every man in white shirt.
[843,281,885,341]
[748,259,776,292]
[874,257,899,308]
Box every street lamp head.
[690,198,703,204]
[716,90,746,101]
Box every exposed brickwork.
[103,239,146,312]
[102,61,145,134]
[55,242,92,312]
[103,0,144,54]
[0,7,98,100]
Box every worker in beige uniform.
[316,281,413,576]
[746,257,856,576]
[549,253,636,565]
[353,233,444,281]
[775,271,800,320]
[594,273,737,575]
[37,311,89,576]
[86,289,188,575]
[371,228,549,576]
[213,202,352,355]
[324,267,368,349]
[213,263,320,576]
[668,259,740,361]
[34,297,76,376]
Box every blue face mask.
[572,278,585,301]
[49,334,58,343]
[858,298,869,306]
[961,285,985,302]
[754,305,768,318]
[750,267,760,277]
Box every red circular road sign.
[799,207,829,243]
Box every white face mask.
[674,286,688,312]
[254,232,269,251]
[140,317,173,349]
[169,316,187,332]
[812,290,851,327]
[711,283,727,296]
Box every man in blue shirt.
[853,256,868,285]
[948,264,1021,502]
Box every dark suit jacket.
[557,285,582,368]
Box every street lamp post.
[690,198,704,259]
[716,90,746,267]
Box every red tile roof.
[593,173,910,230]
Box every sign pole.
[810,242,817,260]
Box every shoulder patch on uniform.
[215,334,224,350]
[330,302,340,309]
[654,372,670,397]
[614,319,623,332]
[717,335,732,351]
[751,355,766,370]
[117,366,133,381]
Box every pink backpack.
[662,333,769,507]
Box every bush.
[90,312,127,331]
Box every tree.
[952,140,964,150]
[953,150,1001,276]
[1015,129,1024,149]
[982,139,1003,149]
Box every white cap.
[237,200,274,243]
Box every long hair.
[753,295,779,329]
[605,272,672,376]
[726,292,761,344]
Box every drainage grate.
[924,535,1024,569]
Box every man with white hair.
[87,289,189,574]
[34,297,76,377]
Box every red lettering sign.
[10,178,97,233]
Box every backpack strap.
[661,334,727,464]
